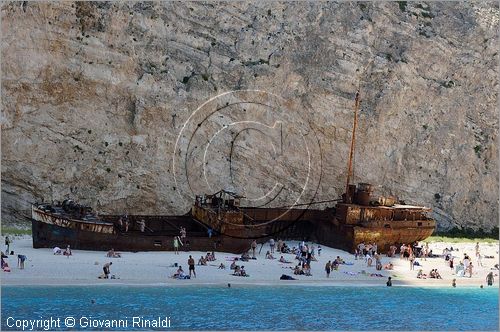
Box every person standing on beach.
[409,254,415,270]
[188,255,196,278]
[357,242,365,256]
[463,255,470,273]
[173,236,182,255]
[325,261,331,278]
[17,254,26,269]
[486,272,494,286]
[103,262,112,279]
[467,262,473,278]
[399,244,404,259]
[277,239,283,253]
[251,240,257,258]
[386,277,392,287]
[139,219,146,232]
[475,242,480,258]
[269,238,275,254]
[5,235,11,254]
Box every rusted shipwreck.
[31,187,435,253]
[31,91,435,253]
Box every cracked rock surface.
[1,2,498,231]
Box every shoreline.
[3,280,497,288]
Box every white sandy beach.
[1,235,498,287]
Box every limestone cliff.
[1,1,498,231]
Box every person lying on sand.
[53,247,62,255]
[240,252,251,261]
[106,248,121,258]
[383,263,394,270]
[279,256,291,263]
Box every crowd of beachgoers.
[1,234,498,287]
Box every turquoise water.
[1,286,498,331]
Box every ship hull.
[314,222,435,253]
[32,219,252,253]
[31,201,435,254]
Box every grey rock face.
[1,2,498,231]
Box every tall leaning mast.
[344,90,361,204]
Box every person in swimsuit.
[188,255,196,278]
[103,262,112,278]
[173,236,182,255]
[486,272,494,286]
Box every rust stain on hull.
[32,188,436,254]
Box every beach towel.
[344,262,354,265]
[343,271,358,276]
